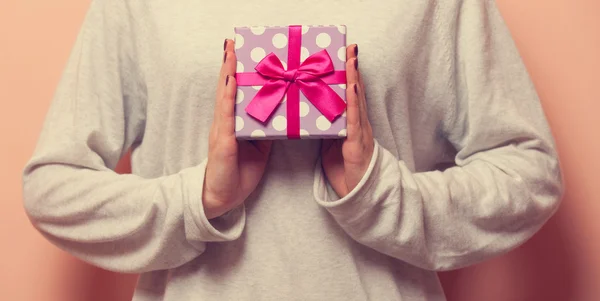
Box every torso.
[129,1,457,300]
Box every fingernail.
[224,39,228,50]
[354,84,358,94]
[226,75,230,86]
[223,51,227,63]
[354,45,359,56]
[354,58,358,70]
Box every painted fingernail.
[223,51,227,63]
[226,75,230,86]
[354,58,358,70]
[224,39,228,50]
[354,84,358,94]
[354,45,359,56]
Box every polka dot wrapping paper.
[233,25,348,140]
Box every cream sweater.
[22,0,563,300]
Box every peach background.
[1,0,598,300]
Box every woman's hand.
[202,39,273,219]
[321,44,375,198]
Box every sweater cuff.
[313,140,382,225]
[182,159,245,244]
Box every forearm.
[314,140,562,271]
[23,158,245,273]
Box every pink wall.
[1,1,598,300]
[440,1,600,300]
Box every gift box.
[233,25,348,140]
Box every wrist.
[202,182,231,220]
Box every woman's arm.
[22,0,245,273]
[315,0,564,271]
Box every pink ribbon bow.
[235,25,347,139]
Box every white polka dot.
[338,129,347,137]
[337,25,346,34]
[235,89,244,104]
[251,47,266,62]
[301,47,310,62]
[281,95,287,103]
[252,85,262,90]
[250,26,266,35]
[300,102,310,117]
[237,61,245,72]
[342,110,347,117]
[338,84,347,89]
[272,33,288,49]
[300,129,310,138]
[251,130,266,138]
[272,115,287,131]
[280,60,287,70]
[337,46,346,62]
[302,26,310,35]
[235,116,245,131]
[234,33,244,49]
[316,33,331,48]
[316,116,332,131]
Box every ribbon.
[235,25,347,139]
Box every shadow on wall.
[60,262,138,301]
[439,207,578,301]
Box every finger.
[345,46,361,141]
[224,39,237,74]
[215,40,237,114]
[345,82,361,142]
[355,67,369,129]
[346,44,369,132]
[218,74,237,137]
[218,39,237,94]
[213,40,228,131]
[345,45,360,99]
[356,76,369,130]
[346,44,358,61]
[345,45,359,88]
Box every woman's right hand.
[202,39,273,219]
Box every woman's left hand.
[321,44,375,198]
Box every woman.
[22,0,563,300]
